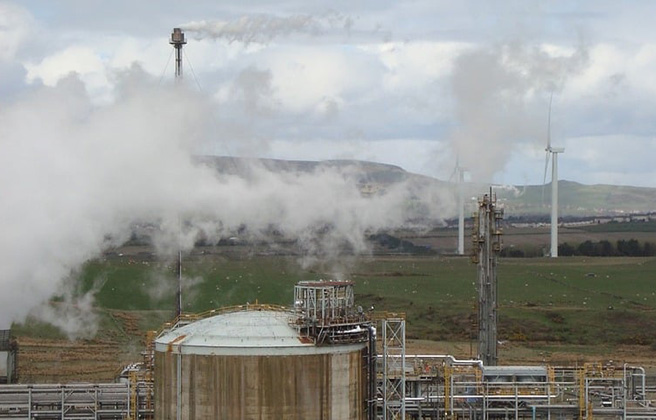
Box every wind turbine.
[543,95,565,258]
[450,156,466,255]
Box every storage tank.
[154,305,368,419]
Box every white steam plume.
[449,42,588,181]
[0,68,453,335]
[180,12,359,44]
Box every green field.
[29,252,655,350]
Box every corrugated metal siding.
[155,348,365,420]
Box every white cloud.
[0,2,34,61]
[25,46,105,85]
[371,41,470,93]
[262,46,370,113]
[628,44,656,94]
[25,46,112,103]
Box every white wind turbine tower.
[543,95,565,258]
[450,156,466,255]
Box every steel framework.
[376,356,655,419]
[472,192,503,366]
[293,280,370,344]
[169,28,186,79]
[381,317,406,419]
[0,382,153,419]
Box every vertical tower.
[457,167,465,255]
[176,250,182,318]
[544,94,565,258]
[382,317,406,419]
[548,148,564,257]
[170,29,185,317]
[472,191,503,366]
[170,28,186,79]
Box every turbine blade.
[449,153,460,182]
[547,92,553,150]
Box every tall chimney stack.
[170,28,187,79]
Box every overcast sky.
[2,1,656,188]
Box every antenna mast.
[170,28,186,80]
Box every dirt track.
[17,310,146,383]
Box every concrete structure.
[154,307,368,419]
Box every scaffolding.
[380,317,406,419]
[293,280,370,344]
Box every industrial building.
[0,32,654,418]
[1,194,656,419]
[1,279,655,419]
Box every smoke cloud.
[0,68,454,334]
[181,12,355,44]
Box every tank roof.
[155,310,365,356]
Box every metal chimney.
[170,28,187,79]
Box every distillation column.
[472,192,503,366]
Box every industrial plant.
[0,29,654,420]
[0,191,654,419]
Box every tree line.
[500,239,656,258]
[558,239,656,257]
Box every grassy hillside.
[198,156,656,217]
[497,181,656,216]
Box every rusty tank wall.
[154,347,366,420]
